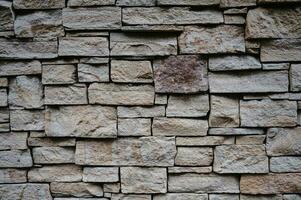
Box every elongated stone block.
[175,147,213,166]
[0,60,41,76]
[0,150,32,168]
[83,167,119,182]
[68,0,115,6]
[154,193,208,200]
[10,109,44,131]
[0,169,27,183]
[209,55,261,71]
[32,147,75,164]
[0,184,52,200]
[13,0,65,9]
[0,132,28,150]
[117,106,165,118]
[270,157,301,172]
[158,0,219,5]
[50,182,103,197]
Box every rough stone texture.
[169,174,240,193]
[0,150,32,168]
[78,63,109,83]
[154,193,208,200]
[0,132,28,150]
[176,136,235,146]
[83,167,119,182]
[118,118,151,136]
[240,195,283,200]
[209,128,265,135]
[0,61,41,76]
[246,8,301,39]
[158,0,219,5]
[0,184,52,200]
[209,55,261,71]
[112,194,151,200]
[290,64,301,92]
[210,194,239,200]
[68,0,115,6]
[240,99,298,127]
[45,105,117,138]
[117,106,165,118]
[283,194,301,200]
[266,127,301,156]
[9,76,43,109]
[168,166,212,174]
[220,0,256,7]
[123,7,223,25]
[10,109,44,131]
[0,1,14,31]
[167,94,209,117]
[179,25,245,54]
[270,157,301,172]
[214,145,269,173]
[28,137,76,147]
[0,88,7,107]
[240,173,301,194]
[209,70,288,93]
[153,117,208,136]
[13,0,65,9]
[59,37,109,56]
[42,64,76,84]
[32,147,75,164]
[89,83,155,105]
[175,147,213,166]
[209,95,239,127]
[110,33,177,56]
[121,167,167,193]
[111,60,153,83]
[75,137,176,166]
[50,182,103,197]
[0,169,27,183]
[236,135,266,144]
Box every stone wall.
[0,0,301,199]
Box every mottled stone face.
[154,55,208,93]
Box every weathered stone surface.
[118,118,151,136]
[236,135,266,144]
[175,147,213,166]
[104,183,120,193]
[78,63,109,83]
[63,7,121,30]
[209,55,261,71]
[28,137,76,147]
[158,0,219,5]
[240,99,297,127]
[117,106,165,118]
[32,147,75,164]
[15,10,64,38]
[121,167,167,194]
[0,150,32,168]
[89,83,154,105]
[0,40,57,59]
[0,169,27,183]
[266,127,301,156]
[45,105,117,138]
[0,1,13,31]
[0,132,27,150]
[68,0,115,6]
[209,70,288,93]
[240,195,282,200]
[220,0,256,7]
[13,0,65,9]
[123,7,223,25]
[110,33,177,56]
[42,64,76,84]
[261,39,301,62]
[209,128,264,135]
[0,108,9,123]
[9,76,43,109]
[75,137,176,166]
[0,78,7,87]
[112,194,151,200]
[262,63,289,70]
[0,88,7,107]
[0,184,52,200]
[169,174,239,193]
[153,117,208,136]
[224,15,245,24]
[45,84,87,105]
[10,109,44,131]
[0,60,41,76]
[0,123,9,132]
[154,55,208,93]
[210,194,239,200]
[154,193,208,200]
[179,25,245,54]
[168,166,212,174]
[167,94,209,117]
[246,8,301,39]
[50,182,103,197]
[28,165,82,182]
[283,194,301,200]
[116,0,156,6]
[83,167,119,182]
[111,60,153,83]
[259,0,301,3]
[155,94,167,105]
[214,145,268,173]
[290,64,301,91]
[176,136,235,146]
[270,157,301,172]
[209,95,239,127]
[122,25,184,32]
[59,37,109,56]
[240,173,301,194]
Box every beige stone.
[154,193,208,200]
[0,132,28,150]
[175,147,213,166]
[0,150,32,168]
[10,109,44,131]
[78,63,109,83]
[32,147,75,164]
[13,0,65,9]
[42,64,76,84]
[0,184,52,200]
[50,182,103,197]
[118,118,151,136]
[83,167,119,182]
[117,106,165,118]
[0,169,27,183]
[176,136,235,146]
[0,60,41,76]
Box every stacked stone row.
[0,0,301,199]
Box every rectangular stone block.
[83,167,119,182]
[75,137,176,166]
[240,195,282,200]
[123,7,223,25]
[209,128,264,135]
[110,33,177,56]
[240,173,301,194]
[10,109,44,131]
[236,135,266,144]
[78,63,109,83]
[117,0,155,6]
[153,117,208,136]
[32,147,75,164]
[270,157,301,172]
[45,105,117,138]
[158,0,219,5]
[0,150,32,168]
[209,55,261,71]
[168,166,212,174]
[112,194,151,200]
[175,147,213,166]
[45,84,87,105]
[154,193,208,200]
[89,83,155,105]
[68,0,115,6]
[42,64,76,85]
[0,132,28,150]
[176,136,235,146]
[121,167,167,194]
[209,70,288,93]
[117,106,165,118]
[261,39,301,62]
[168,174,240,193]
[13,0,65,9]
[179,25,245,54]
[0,78,8,87]
[50,182,103,197]
[0,1,13,31]
[0,40,57,59]
[0,184,52,200]
[210,194,239,200]
[214,145,268,174]
[0,169,27,183]
[59,37,109,57]
[28,165,82,182]
[240,99,297,127]
[220,0,256,7]
[0,61,41,76]
[118,118,151,136]
[28,137,76,147]
[0,88,7,107]
[266,127,301,156]
[63,7,121,30]
[290,64,301,92]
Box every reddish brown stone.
[153,55,208,93]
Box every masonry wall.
[0,0,301,199]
